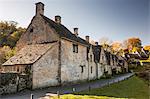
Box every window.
[80,65,85,73]
[81,66,84,73]
[17,67,19,72]
[91,66,93,73]
[90,55,92,62]
[73,44,78,53]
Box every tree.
[111,41,122,52]
[144,45,150,51]
[124,37,142,53]
[0,21,26,47]
[0,46,16,64]
[99,37,112,52]
[0,21,25,66]
[99,37,112,45]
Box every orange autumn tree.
[124,37,142,53]
[144,45,150,51]
[111,41,122,52]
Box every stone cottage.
[2,2,102,90]
[1,2,128,92]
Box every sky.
[0,0,149,46]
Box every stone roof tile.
[3,42,56,66]
[41,15,90,46]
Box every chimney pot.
[74,28,78,36]
[55,15,61,24]
[95,42,98,46]
[35,2,44,15]
[85,36,89,43]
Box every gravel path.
[1,73,134,99]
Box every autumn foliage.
[144,45,150,51]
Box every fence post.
[57,91,60,98]
[30,94,34,99]
[72,87,76,93]
[89,86,91,92]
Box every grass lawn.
[75,76,149,99]
[54,94,127,99]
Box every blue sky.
[0,0,149,46]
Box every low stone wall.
[0,73,17,94]
[18,75,28,91]
[0,73,28,95]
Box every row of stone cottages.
[1,2,128,90]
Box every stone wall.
[0,73,17,94]
[16,15,59,50]
[61,39,89,84]
[97,63,104,78]
[61,40,106,83]
[32,42,59,89]
[0,73,29,95]
[99,48,107,65]
[88,46,97,80]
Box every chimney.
[35,2,44,15]
[55,15,61,24]
[95,42,98,46]
[74,28,78,36]
[85,36,89,43]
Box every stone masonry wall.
[32,42,59,89]
[17,15,59,50]
[88,46,97,80]
[0,73,28,95]
[61,39,88,84]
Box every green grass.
[76,76,149,99]
[54,94,127,99]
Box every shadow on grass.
[74,76,149,99]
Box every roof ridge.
[41,15,89,46]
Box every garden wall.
[0,73,29,95]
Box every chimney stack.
[95,42,98,46]
[55,15,61,24]
[85,36,89,43]
[74,28,78,36]
[35,2,44,15]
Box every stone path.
[1,73,134,99]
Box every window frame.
[81,66,84,73]
[80,65,85,73]
[73,44,78,53]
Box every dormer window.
[73,44,78,53]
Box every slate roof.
[3,43,56,66]
[41,15,89,46]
